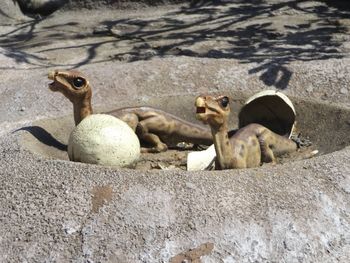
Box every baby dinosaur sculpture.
[195,95,298,170]
[48,69,212,153]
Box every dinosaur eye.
[73,77,85,89]
[220,96,229,108]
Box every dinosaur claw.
[48,71,56,80]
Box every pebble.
[306,86,313,93]
[340,88,348,94]
[92,25,109,35]
[185,182,197,190]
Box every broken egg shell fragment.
[239,90,296,138]
[187,145,216,171]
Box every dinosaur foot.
[291,133,313,148]
[141,145,168,153]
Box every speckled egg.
[68,114,140,167]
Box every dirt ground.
[1,1,350,262]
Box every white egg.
[68,114,140,167]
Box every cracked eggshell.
[187,144,216,171]
[239,90,296,138]
[68,114,140,167]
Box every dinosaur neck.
[211,121,235,170]
[73,90,93,125]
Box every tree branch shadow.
[1,0,349,88]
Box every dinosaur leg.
[136,120,168,153]
[118,113,167,152]
[260,146,276,164]
[139,134,168,153]
[258,133,276,164]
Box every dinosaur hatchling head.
[195,95,231,127]
[48,70,90,101]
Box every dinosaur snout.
[48,71,59,91]
[48,71,57,80]
[195,97,206,114]
[195,96,206,107]
[195,96,208,123]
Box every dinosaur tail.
[183,126,213,145]
[304,149,319,158]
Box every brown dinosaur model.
[195,95,297,170]
[48,69,212,153]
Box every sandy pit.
[18,93,348,171]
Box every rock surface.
[0,1,349,262]
[0,0,29,20]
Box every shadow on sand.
[14,126,67,151]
